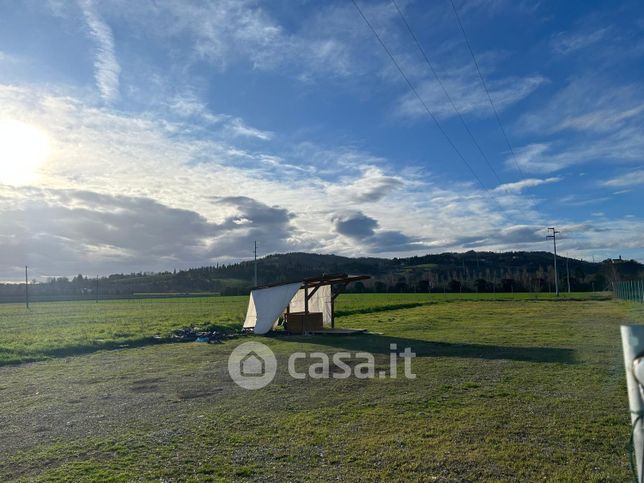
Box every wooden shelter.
[285,273,370,332]
[242,273,370,335]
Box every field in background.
[0,292,610,366]
[1,293,643,480]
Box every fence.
[614,280,644,303]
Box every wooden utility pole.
[25,266,29,309]
[547,227,560,296]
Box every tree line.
[1,251,641,302]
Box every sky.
[0,0,643,280]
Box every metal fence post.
[621,325,644,483]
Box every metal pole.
[566,256,571,294]
[621,325,644,483]
[553,231,559,296]
[547,228,560,296]
[254,241,258,288]
[96,275,99,303]
[25,265,29,309]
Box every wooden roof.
[254,273,370,291]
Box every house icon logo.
[228,342,277,390]
[240,351,265,377]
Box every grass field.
[1,293,643,481]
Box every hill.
[1,251,642,302]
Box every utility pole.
[547,227,560,296]
[254,241,258,287]
[25,266,29,309]
[565,255,571,294]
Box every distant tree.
[417,280,430,292]
[475,279,489,293]
[448,280,461,292]
[501,278,515,292]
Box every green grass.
[0,297,247,365]
[0,293,642,481]
[0,292,605,366]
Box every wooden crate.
[285,311,323,333]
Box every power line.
[351,0,487,191]
[448,0,525,177]
[391,0,502,184]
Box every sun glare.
[0,119,51,185]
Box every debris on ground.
[171,326,242,343]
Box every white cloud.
[518,79,644,135]
[328,166,404,202]
[79,0,121,102]
[102,0,363,81]
[510,124,644,174]
[397,72,545,120]
[168,93,224,124]
[603,169,644,188]
[0,82,641,276]
[551,27,611,55]
[227,118,273,141]
[511,76,644,174]
[166,92,272,141]
[494,177,561,193]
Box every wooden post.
[330,282,348,329]
[331,294,335,328]
[303,286,308,334]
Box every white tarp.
[243,283,301,335]
[289,285,333,326]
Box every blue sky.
[0,0,642,279]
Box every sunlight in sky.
[0,119,51,185]
[0,0,641,278]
